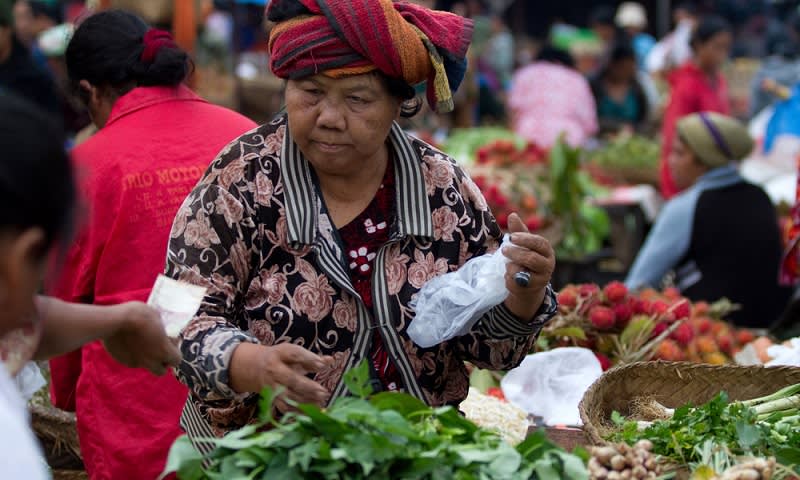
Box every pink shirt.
[508,62,598,148]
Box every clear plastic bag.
[407,237,511,348]
[501,348,603,426]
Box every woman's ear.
[2,227,46,293]
[0,228,46,334]
[79,80,97,104]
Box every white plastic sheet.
[501,348,603,426]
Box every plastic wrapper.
[14,362,46,401]
[501,348,603,426]
[407,237,511,348]
[766,337,800,367]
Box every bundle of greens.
[162,362,589,480]
[610,384,800,477]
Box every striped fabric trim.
[474,285,558,340]
[281,132,316,246]
[389,123,434,238]
[179,398,218,457]
[372,242,428,402]
[312,241,373,401]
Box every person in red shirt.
[660,16,733,198]
[46,10,256,480]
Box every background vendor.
[626,112,791,328]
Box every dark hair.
[691,16,732,50]
[66,10,189,98]
[377,72,422,118]
[609,42,637,64]
[29,1,63,24]
[589,5,616,27]
[675,2,698,16]
[536,46,575,69]
[0,93,74,253]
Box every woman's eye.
[348,96,366,104]
[305,89,322,95]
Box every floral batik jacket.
[166,114,557,442]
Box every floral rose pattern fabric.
[166,115,557,436]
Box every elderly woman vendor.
[626,112,790,327]
[166,0,557,441]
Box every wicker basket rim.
[578,361,800,445]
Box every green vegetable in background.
[591,135,660,170]
[549,137,610,259]
[162,362,590,480]
[610,387,800,477]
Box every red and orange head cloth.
[266,0,473,113]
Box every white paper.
[147,275,206,337]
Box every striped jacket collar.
[280,119,434,246]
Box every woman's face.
[695,31,732,72]
[285,73,401,180]
[669,136,708,191]
[0,229,45,338]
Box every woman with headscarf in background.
[166,0,557,449]
[627,112,790,328]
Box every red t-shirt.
[336,158,403,391]
[47,86,256,480]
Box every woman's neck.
[316,145,390,228]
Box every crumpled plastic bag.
[766,338,800,367]
[14,362,46,401]
[501,348,603,426]
[407,237,511,348]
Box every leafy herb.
[163,362,589,480]
[610,391,800,476]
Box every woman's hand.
[229,342,331,407]
[501,212,556,320]
[103,301,183,376]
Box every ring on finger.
[513,270,532,288]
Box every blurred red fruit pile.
[469,141,560,237]
[542,282,751,370]
[475,140,548,168]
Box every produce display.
[163,362,590,480]
[548,140,610,259]
[542,282,753,369]
[469,140,552,233]
[463,137,609,259]
[459,387,529,446]
[610,384,800,479]
[587,441,661,480]
[589,135,660,170]
[441,127,527,166]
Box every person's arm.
[45,152,111,411]
[33,296,181,375]
[625,195,696,290]
[451,172,557,371]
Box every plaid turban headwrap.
[267,0,473,113]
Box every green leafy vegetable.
[610,390,800,477]
[163,362,589,480]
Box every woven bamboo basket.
[579,361,800,445]
[30,404,84,472]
